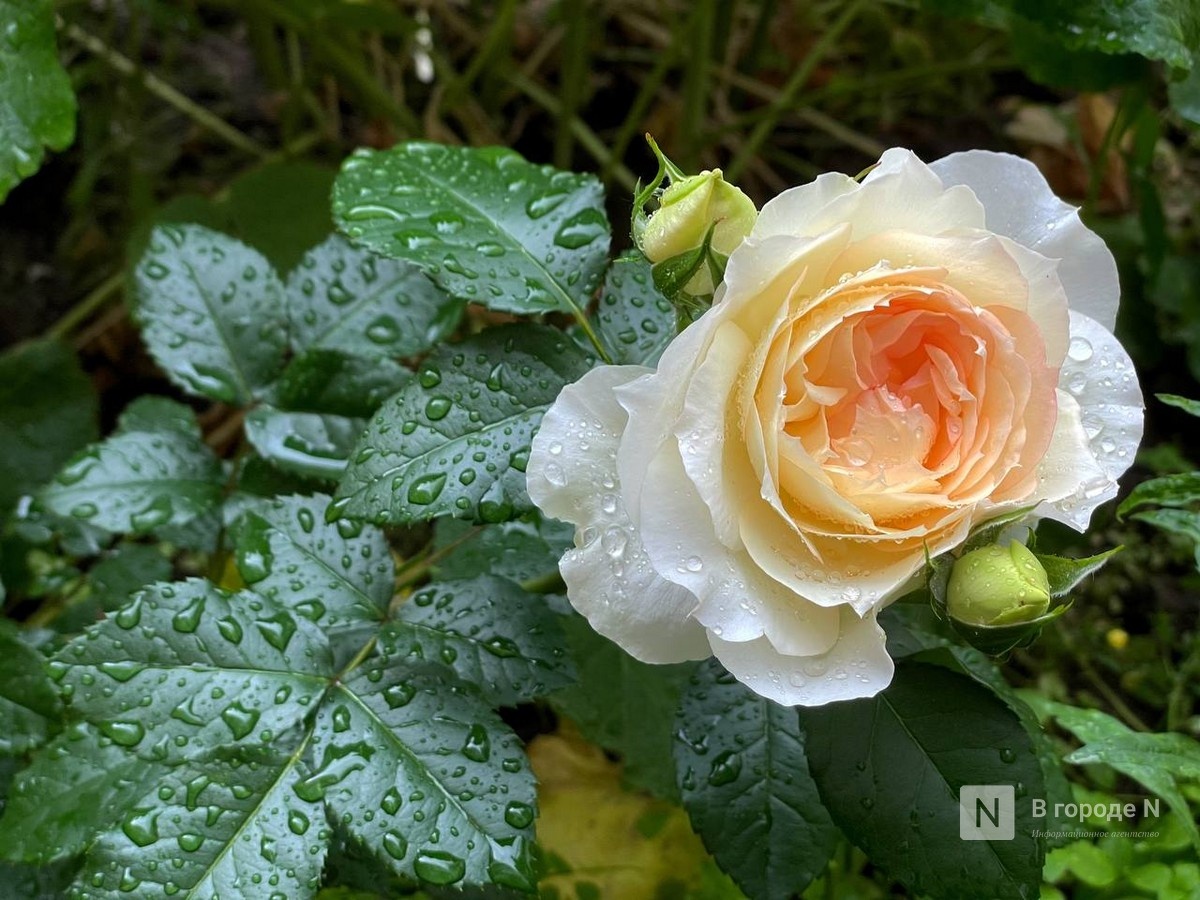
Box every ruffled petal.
[929,150,1120,331]
[636,437,840,656]
[708,606,894,706]
[528,365,711,662]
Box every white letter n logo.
[959,785,1015,840]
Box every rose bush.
[527,149,1143,706]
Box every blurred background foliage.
[1,0,1199,897]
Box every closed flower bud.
[947,541,1051,627]
[639,170,757,295]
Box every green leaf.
[0,620,61,755]
[0,723,168,863]
[225,161,336,273]
[1130,508,1200,570]
[881,605,1079,848]
[1119,472,1200,517]
[287,233,462,361]
[332,324,593,526]
[1158,393,1200,418]
[0,340,98,512]
[552,615,690,799]
[433,515,573,585]
[594,253,676,366]
[1036,700,1200,852]
[0,0,76,202]
[674,660,837,900]
[382,576,575,705]
[245,407,366,482]
[41,429,223,536]
[799,662,1045,900]
[133,224,288,405]
[332,143,610,318]
[54,580,333,762]
[1035,548,1122,598]
[88,545,174,612]
[275,349,414,419]
[232,494,391,665]
[115,396,201,438]
[1012,0,1200,70]
[72,743,327,900]
[311,664,538,891]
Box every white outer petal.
[709,606,893,707]
[930,150,1120,331]
[527,365,710,663]
[1034,311,1144,531]
[637,438,840,657]
[1061,310,1144,483]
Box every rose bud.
[947,541,1052,627]
[639,169,757,296]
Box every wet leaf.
[133,224,287,405]
[0,620,62,755]
[71,743,326,900]
[433,515,572,585]
[0,0,76,201]
[594,252,677,366]
[41,429,223,536]
[245,407,366,482]
[314,664,538,891]
[333,323,592,526]
[332,143,610,318]
[0,340,98,512]
[286,233,462,361]
[552,616,691,799]
[799,662,1045,900]
[55,580,333,762]
[0,723,168,863]
[675,660,837,900]
[383,576,575,705]
[274,349,414,419]
[232,493,391,666]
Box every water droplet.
[999,747,1017,763]
[177,833,204,853]
[543,462,566,486]
[462,724,491,762]
[382,831,408,860]
[384,682,417,709]
[553,208,608,249]
[101,720,145,747]
[331,704,352,733]
[256,613,296,651]
[381,787,403,815]
[114,597,143,629]
[366,316,401,345]
[1068,337,1094,362]
[171,595,205,633]
[221,702,261,740]
[425,396,452,420]
[217,616,243,645]
[130,496,173,531]
[287,809,310,835]
[414,850,466,885]
[407,472,447,505]
[483,636,520,658]
[504,801,535,829]
[70,502,99,520]
[121,808,160,847]
[99,660,144,683]
[707,750,742,786]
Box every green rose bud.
[946,540,1051,628]
[639,168,757,295]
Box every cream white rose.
[527,149,1143,706]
